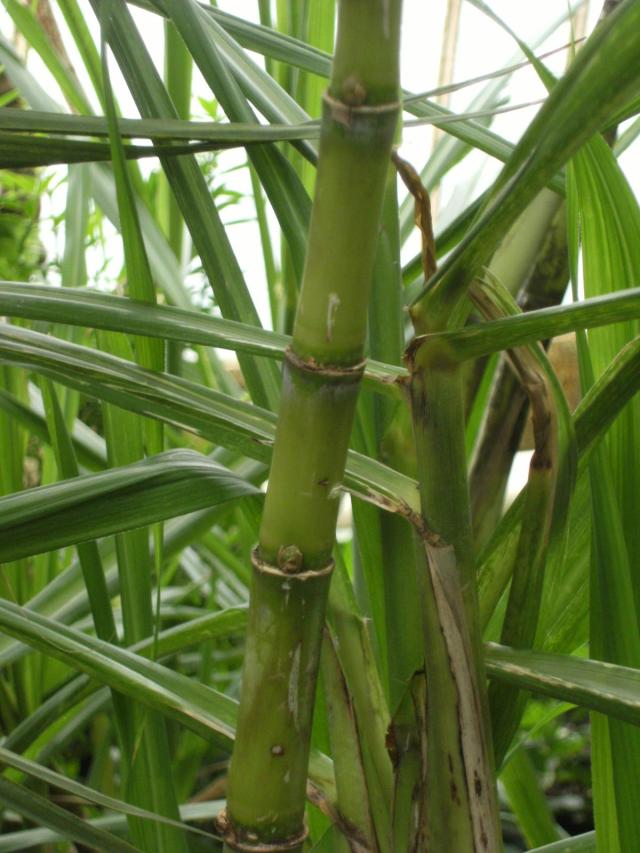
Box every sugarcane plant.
[1,0,640,851]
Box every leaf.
[0,598,336,798]
[0,802,223,853]
[0,281,405,394]
[162,0,312,282]
[90,0,281,409]
[1,0,91,113]
[321,629,376,850]
[486,643,640,728]
[0,777,138,853]
[2,606,249,755]
[0,384,106,470]
[0,746,216,841]
[433,288,640,362]
[467,278,576,764]
[0,449,259,561]
[478,336,640,637]
[529,833,595,852]
[413,0,640,325]
[0,323,419,513]
[0,131,243,169]
[500,746,562,848]
[568,126,640,851]
[40,379,117,643]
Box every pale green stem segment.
[224,2,402,850]
[407,343,503,852]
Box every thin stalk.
[365,164,425,847]
[249,163,279,329]
[160,17,191,378]
[399,154,502,850]
[161,18,191,262]
[224,3,402,850]
[369,166,422,709]
[429,0,461,216]
[407,349,502,851]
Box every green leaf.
[568,126,640,852]
[0,323,418,512]
[321,630,376,849]
[40,379,117,643]
[0,384,106,470]
[0,32,249,331]
[413,0,640,325]
[0,449,259,562]
[0,0,92,113]
[0,598,336,798]
[486,644,640,728]
[0,802,223,853]
[529,833,595,852]
[432,288,640,362]
[0,777,138,853]
[0,131,242,169]
[478,335,640,637]
[0,105,321,139]
[0,282,405,395]
[56,0,105,111]
[500,746,562,848]
[2,606,249,755]
[0,746,216,841]
[90,0,280,409]
[162,0,312,282]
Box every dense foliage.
[0,1,640,851]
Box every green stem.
[162,18,192,260]
[407,344,502,851]
[224,2,402,849]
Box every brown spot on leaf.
[386,724,399,768]
[474,770,482,797]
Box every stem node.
[221,811,309,852]
[252,550,335,582]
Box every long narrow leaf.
[0,449,259,561]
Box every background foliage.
[0,0,640,850]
